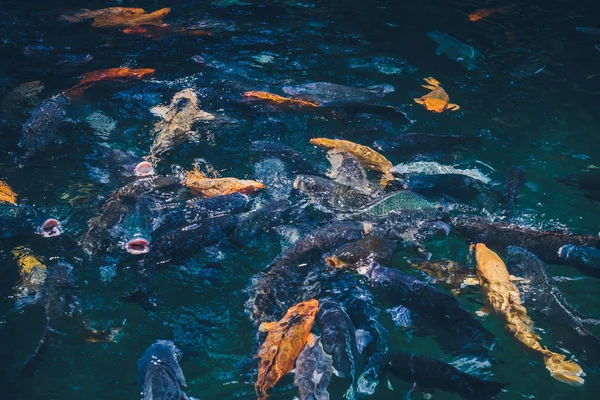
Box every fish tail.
[22,326,53,376]
[122,285,156,310]
[461,374,506,399]
[543,351,585,386]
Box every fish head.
[125,237,151,255]
[38,218,63,238]
[134,161,155,177]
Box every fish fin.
[22,326,53,376]
[461,277,480,287]
[421,85,438,90]
[448,103,460,111]
[424,77,440,86]
[150,105,169,118]
[476,306,492,317]
[413,97,425,105]
[121,286,156,311]
[259,321,277,332]
[355,329,373,353]
[580,317,600,326]
[508,275,527,282]
[332,366,342,377]
[367,84,395,95]
[344,384,357,400]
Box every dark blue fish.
[137,340,190,400]
[20,93,69,158]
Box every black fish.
[0,203,62,239]
[558,170,600,203]
[364,262,496,352]
[374,133,481,156]
[507,246,600,368]
[317,298,361,396]
[137,340,189,400]
[23,262,117,375]
[247,221,368,325]
[402,173,498,207]
[251,140,325,175]
[282,82,394,107]
[160,193,249,229]
[452,215,600,265]
[502,165,525,216]
[324,235,395,270]
[20,93,69,158]
[558,245,600,271]
[359,351,504,400]
[232,199,292,244]
[294,334,333,400]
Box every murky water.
[1,0,600,399]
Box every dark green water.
[1,0,600,399]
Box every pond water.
[1,0,600,399]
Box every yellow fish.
[472,243,585,386]
[0,180,18,205]
[184,168,265,198]
[310,138,394,187]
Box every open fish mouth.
[38,218,63,238]
[134,161,155,177]
[126,238,150,255]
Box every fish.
[359,351,505,399]
[123,24,212,39]
[414,77,460,113]
[282,82,394,106]
[411,259,477,292]
[324,236,395,270]
[558,245,600,271]
[310,138,395,186]
[558,170,600,203]
[122,196,154,255]
[0,81,45,125]
[251,140,325,175]
[79,175,181,255]
[66,68,155,97]
[0,180,18,204]
[20,93,69,158]
[427,31,483,70]
[502,165,525,215]
[472,243,585,385]
[452,215,600,265]
[507,246,600,367]
[0,203,63,239]
[316,298,361,398]
[469,7,507,22]
[374,133,481,157]
[233,199,292,244]
[148,89,215,162]
[23,262,118,375]
[247,221,368,325]
[88,148,155,182]
[342,261,497,353]
[137,340,190,400]
[160,193,249,229]
[183,168,265,198]
[255,299,319,400]
[294,334,333,400]
[293,175,375,211]
[242,91,320,108]
[349,190,440,221]
[325,151,380,195]
[576,27,600,36]
[61,7,171,29]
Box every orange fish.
[414,77,460,113]
[0,180,18,205]
[255,299,319,400]
[242,91,320,108]
[469,5,511,22]
[122,24,212,39]
[66,68,155,96]
[61,7,170,29]
[184,169,265,198]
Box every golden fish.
[12,246,47,299]
[66,68,155,97]
[472,243,585,386]
[184,169,265,198]
[310,138,394,186]
[255,299,319,400]
[414,77,460,113]
[242,91,320,108]
[61,7,170,29]
[0,180,18,205]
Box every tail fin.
[367,84,395,96]
[122,286,156,310]
[22,327,53,376]
[543,352,585,386]
[461,373,506,399]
